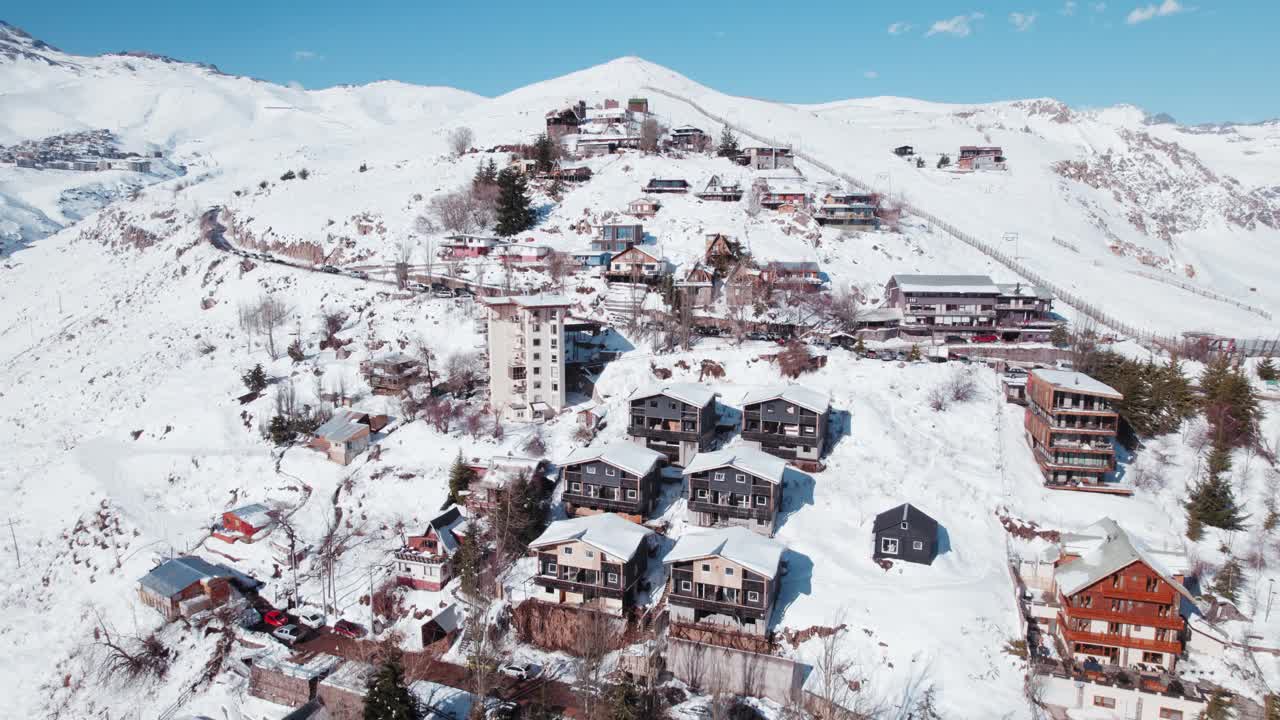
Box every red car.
[333,620,367,639]
[263,610,289,628]
[973,334,999,343]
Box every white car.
[295,608,326,629]
[498,662,540,681]
[271,624,309,646]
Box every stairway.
[603,282,650,325]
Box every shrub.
[280,170,296,181]
[298,168,309,180]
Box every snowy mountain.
[1,23,1278,720]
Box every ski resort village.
[4,18,1280,720]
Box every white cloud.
[293,50,322,61]
[1009,12,1038,31]
[887,21,914,35]
[925,12,985,37]
[1125,0,1186,24]
[864,70,879,79]
[1061,1,1077,15]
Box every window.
[669,401,677,409]
[913,541,924,551]
[900,522,909,530]
[570,482,581,492]
[724,568,734,576]
[1143,652,1164,664]
[563,547,573,555]
[1092,696,1116,709]
[533,367,541,375]
[649,400,658,408]
[1146,578,1160,592]
[785,406,796,415]
[533,381,542,389]
[607,573,618,584]
[1158,709,1183,720]
[552,383,559,391]
[1107,622,1122,634]
[532,338,541,346]
[697,488,708,499]
[736,474,747,484]
[702,564,711,572]
[550,339,557,349]
[755,495,766,506]
[605,467,616,477]
[626,489,637,499]
[546,562,557,574]
[714,472,725,481]
[551,354,558,363]
[747,591,759,602]
[532,353,541,361]
[880,537,899,555]
[586,466,597,474]
[680,581,692,591]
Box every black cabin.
[871,503,938,565]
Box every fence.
[641,86,1221,353]
[1127,269,1271,320]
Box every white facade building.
[484,294,572,422]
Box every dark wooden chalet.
[872,503,939,565]
[529,513,655,615]
[696,175,744,201]
[644,178,691,194]
[627,383,718,467]
[740,385,831,464]
[560,442,667,519]
[665,527,785,636]
[683,446,788,536]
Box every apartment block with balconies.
[664,527,785,636]
[884,274,1001,336]
[1024,369,1125,494]
[740,385,830,464]
[528,513,655,616]
[560,442,667,520]
[627,383,718,467]
[483,294,572,423]
[683,446,787,536]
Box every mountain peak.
[0,20,63,64]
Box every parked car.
[433,288,455,299]
[499,662,540,681]
[483,700,519,720]
[973,334,999,343]
[1005,366,1028,377]
[349,270,370,280]
[319,265,341,274]
[295,608,326,630]
[333,620,367,639]
[944,335,969,344]
[406,281,429,292]
[454,287,475,298]
[263,610,289,628]
[272,624,309,646]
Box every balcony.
[1060,606,1184,631]
[668,592,769,620]
[394,550,446,565]
[1049,438,1115,452]
[562,491,643,514]
[534,574,626,600]
[1035,446,1114,472]
[741,429,818,447]
[628,424,702,443]
[688,500,774,521]
[1059,624,1181,656]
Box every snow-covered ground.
[2,19,1280,720]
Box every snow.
[528,513,652,561]
[890,273,1002,295]
[681,445,787,485]
[664,526,785,579]
[313,409,371,443]
[562,441,666,477]
[630,382,718,408]
[1030,368,1124,398]
[1054,517,1194,601]
[739,384,831,413]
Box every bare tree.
[444,351,481,395]
[574,610,614,719]
[448,126,475,158]
[237,300,262,353]
[676,638,708,693]
[258,294,292,360]
[394,237,413,290]
[546,251,573,290]
[93,610,172,684]
[319,309,347,348]
[639,117,666,154]
[811,612,878,719]
[415,338,438,392]
[430,190,479,235]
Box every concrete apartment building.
[483,294,573,423]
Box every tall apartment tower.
[1024,369,1124,494]
[483,295,572,422]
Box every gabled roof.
[611,245,663,264]
[889,274,1000,295]
[1030,369,1122,399]
[740,385,830,414]
[227,503,275,529]
[139,556,233,597]
[483,293,573,308]
[682,446,786,485]
[426,505,469,555]
[313,410,371,444]
[1054,518,1194,602]
[664,527,786,579]
[529,513,652,560]
[629,382,717,408]
[766,260,820,273]
[563,442,665,477]
[872,503,938,534]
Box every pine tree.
[363,650,419,720]
[906,344,922,362]
[447,450,476,506]
[1259,356,1279,382]
[456,532,483,600]
[716,127,740,158]
[1200,356,1263,448]
[533,133,555,173]
[268,415,295,445]
[549,174,565,200]
[494,167,536,237]
[1185,442,1247,531]
[1211,557,1244,603]
[1048,324,1070,348]
[853,336,867,355]
[242,364,268,393]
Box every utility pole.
[1267,579,1275,622]
[1003,232,1021,261]
[7,518,20,568]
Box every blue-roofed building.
[137,556,241,620]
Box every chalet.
[760,261,822,289]
[676,265,716,309]
[739,146,795,171]
[593,223,644,253]
[894,145,915,157]
[1054,518,1194,672]
[627,197,661,218]
[560,442,667,519]
[138,556,238,620]
[704,233,737,263]
[683,446,787,536]
[604,98,620,109]
[822,191,878,206]
[310,410,388,465]
[669,125,708,150]
[665,527,785,636]
[439,234,501,259]
[756,178,809,212]
[464,455,549,516]
[957,146,1006,171]
[360,351,421,395]
[696,175,744,201]
[627,97,650,114]
[571,250,613,269]
[643,178,690,194]
[871,503,939,565]
[627,383,719,466]
[493,243,551,266]
[529,513,656,615]
[815,191,880,227]
[540,165,593,182]
[723,264,762,306]
[884,274,1001,337]
[996,282,1057,340]
[740,385,831,464]
[546,101,586,138]
[577,129,641,156]
[394,505,468,591]
[212,503,277,544]
[591,105,630,125]
[607,245,669,282]
[1024,370,1125,494]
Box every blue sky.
[6,1,1274,124]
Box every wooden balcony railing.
[534,574,626,600]
[1060,606,1185,631]
[562,491,643,514]
[1059,624,1181,655]
[628,425,702,443]
[668,592,769,620]
[687,500,774,521]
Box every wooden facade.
[627,387,717,467]
[1056,561,1188,671]
[1023,370,1123,493]
[561,453,664,518]
[741,390,830,463]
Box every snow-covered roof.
[767,261,820,273]
[483,293,573,308]
[228,503,275,528]
[1030,369,1122,399]
[760,179,808,195]
[313,410,370,444]
[859,306,904,323]
[629,382,717,408]
[563,441,665,477]
[254,652,343,681]
[740,384,830,413]
[682,446,787,485]
[319,660,374,695]
[1054,518,1194,602]
[664,527,786,579]
[426,505,468,555]
[138,556,232,597]
[529,513,652,560]
[872,503,938,534]
[890,274,1000,295]
[671,125,704,134]
[996,282,1053,301]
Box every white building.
[483,294,573,422]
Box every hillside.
[1,24,1279,720]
